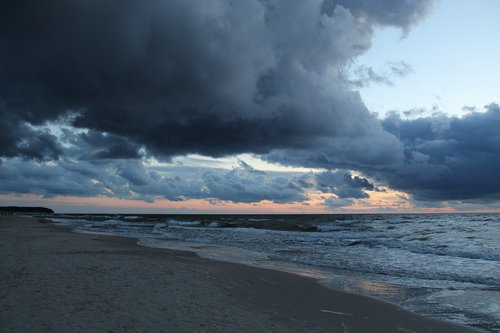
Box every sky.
[355,0,500,117]
[1,0,500,214]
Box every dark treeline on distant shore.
[0,206,54,214]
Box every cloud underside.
[1,0,500,208]
[0,157,376,205]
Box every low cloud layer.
[0,157,374,205]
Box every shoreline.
[1,215,483,332]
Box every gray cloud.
[0,0,430,167]
[114,161,315,203]
[265,127,404,170]
[376,104,500,201]
[0,111,62,161]
[321,0,433,30]
[63,130,143,160]
[397,104,440,119]
[315,171,373,199]
[348,65,394,88]
[347,61,413,88]
[323,197,354,209]
[388,61,413,77]
[123,163,375,204]
[0,155,371,204]
[0,159,110,198]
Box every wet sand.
[0,216,483,333]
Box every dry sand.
[0,216,483,333]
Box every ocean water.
[47,213,499,332]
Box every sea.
[44,213,499,332]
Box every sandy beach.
[0,216,483,333]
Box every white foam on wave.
[166,219,201,227]
[123,215,142,220]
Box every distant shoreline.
[0,206,54,214]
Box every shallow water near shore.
[47,213,499,332]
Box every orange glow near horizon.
[0,194,329,214]
[2,187,500,214]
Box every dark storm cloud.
[315,171,373,199]
[0,0,431,166]
[0,111,61,160]
[375,104,500,201]
[344,174,375,190]
[264,128,405,170]
[64,130,142,160]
